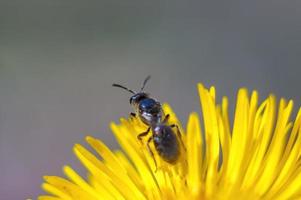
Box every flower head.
[39,84,301,200]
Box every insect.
[112,76,185,168]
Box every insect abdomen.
[153,126,180,163]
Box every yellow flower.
[39,84,301,200]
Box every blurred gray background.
[0,0,300,199]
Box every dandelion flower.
[39,84,301,200]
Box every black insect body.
[113,76,163,127]
[153,124,180,163]
[130,92,163,126]
[135,113,183,168]
[112,76,184,168]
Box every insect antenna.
[112,83,136,94]
[140,75,151,91]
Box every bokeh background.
[1,0,301,199]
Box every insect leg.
[147,136,157,171]
[137,127,150,141]
[162,114,170,124]
[130,112,137,121]
[170,124,186,151]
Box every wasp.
[113,76,185,168]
